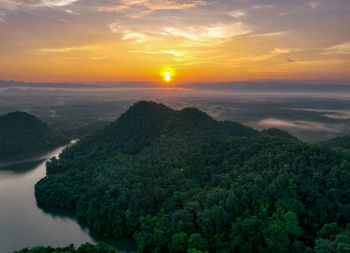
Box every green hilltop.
[35,101,350,252]
[0,111,67,155]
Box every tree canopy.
[35,101,350,252]
[15,242,117,253]
[321,135,350,150]
[0,111,67,155]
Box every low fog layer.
[0,80,349,143]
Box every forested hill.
[15,243,117,253]
[35,101,350,252]
[0,111,67,155]
[262,128,298,141]
[321,135,350,150]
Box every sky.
[0,0,349,83]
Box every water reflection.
[0,160,44,175]
[38,206,137,252]
[0,145,137,253]
[0,146,61,165]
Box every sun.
[161,67,175,83]
[163,72,172,83]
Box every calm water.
[0,145,137,253]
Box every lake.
[0,145,137,253]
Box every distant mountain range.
[0,80,158,90]
[0,112,67,155]
[187,81,350,92]
[1,80,350,93]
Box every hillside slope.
[15,242,117,253]
[262,128,298,140]
[321,135,350,150]
[0,111,67,155]
[35,101,350,252]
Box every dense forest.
[0,111,67,155]
[35,101,350,252]
[322,135,350,150]
[62,120,111,139]
[262,128,298,141]
[15,243,117,253]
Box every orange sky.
[0,0,349,83]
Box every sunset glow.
[0,0,349,83]
[164,72,172,83]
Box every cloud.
[245,31,288,38]
[162,50,181,56]
[34,0,81,8]
[257,118,340,132]
[323,42,350,55]
[108,19,252,65]
[109,21,251,43]
[64,9,80,15]
[293,108,350,120]
[293,59,347,66]
[1,0,349,80]
[98,0,207,17]
[38,45,100,53]
[229,10,246,18]
[0,0,81,22]
[162,23,251,41]
[0,0,20,22]
[324,112,350,120]
[253,4,274,10]
[272,48,290,54]
[129,49,182,56]
[253,48,290,61]
[0,0,19,7]
[307,1,320,9]
[108,24,152,42]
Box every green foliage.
[187,249,208,253]
[62,121,111,139]
[188,233,208,251]
[322,135,350,150]
[0,111,67,155]
[14,243,117,253]
[263,211,302,252]
[315,225,350,253]
[319,223,341,239]
[262,128,298,140]
[170,232,188,253]
[34,101,350,252]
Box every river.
[0,144,137,253]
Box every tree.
[188,233,208,251]
[170,232,188,253]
